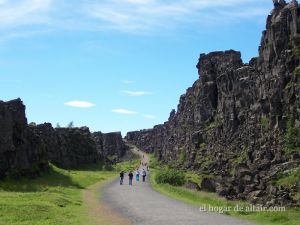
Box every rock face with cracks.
[126,1,300,207]
[0,99,48,178]
[0,99,127,178]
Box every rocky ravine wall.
[126,1,300,207]
[0,98,127,178]
[0,99,48,178]
[93,131,127,163]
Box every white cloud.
[124,0,155,5]
[143,114,156,119]
[84,0,272,32]
[0,0,272,38]
[64,101,96,108]
[123,80,134,84]
[112,108,138,114]
[123,90,152,96]
[0,0,51,27]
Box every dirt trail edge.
[102,146,256,225]
[83,178,131,225]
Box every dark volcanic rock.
[54,127,99,168]
[126,2,300,206]
[0,99,48,178]
[34,123,61,167]
[36,126,127,169]
[25,124,102,170]
[200,178,217,192]
[0,99,128,178]
[102,132,127,162]
[93,131,127,163]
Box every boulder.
[200,177,216,192]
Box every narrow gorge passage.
[102,147,256,225]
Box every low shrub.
[155,169,185,186]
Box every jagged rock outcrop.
[102,132,127,162]
[0,99,127,178]
[93,131,127,163]
[55,127,100,168]
[127,1,300,206]
[34,126,127,168]
[0,99,48,178]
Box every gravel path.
[102,148,256,225]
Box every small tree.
[67,121,74,128]
[285,117,300,152]
[56,123,61,128]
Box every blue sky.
[0,0,273,135]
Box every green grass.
[185,171,201,184]
[275,166,300,189]
[284,116,300,155]
[293,65,300,76]
[205,120,222,131]
[0,159,140,225]
[233,150,247,165]
[261,116,270,131]
[179,148,187,164]
[155,169,185,186]
[114,157,140,172]
[149,155,300,225]
[292,47,300,58]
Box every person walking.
[142,169,147,182]
[120,171,124,185]
[128,171,134,186]
[136,169,140,182]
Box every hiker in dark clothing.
[120,171,124,185]
[128,171,134,186]
[142,169,147,182]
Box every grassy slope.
[149,155,300,225]
[0,159,139,225]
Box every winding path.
[102,147,256,225]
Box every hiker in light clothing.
[136,169,140,182]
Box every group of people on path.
[119,168,147,186]
[120,154,148,186]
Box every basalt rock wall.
[0,99,127,178]
[0,99,48,178]
[126,1,300,206]
[92,131,127,163]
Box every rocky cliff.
[0,99,127,178]
[0,99,48,178]
[93,132,127,163]
[126,0,300,206]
